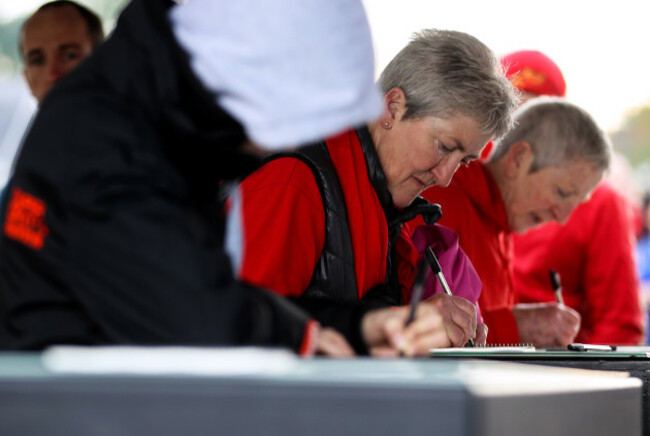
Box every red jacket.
[513,183,643,345]
[238,129,393,300]
[413,162,520,344]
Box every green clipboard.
[430,344,650,360]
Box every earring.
[384,122,390,127]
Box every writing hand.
[513,302,581,346]
[423,294,478,347]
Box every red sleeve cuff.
[298,319,320,357]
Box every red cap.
[501,50,566,97]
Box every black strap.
[264,143,359,302]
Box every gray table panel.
[0,353,641,436]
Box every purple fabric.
[411,224,483,322]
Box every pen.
[548,269,564,306]
[405,258,427,326]
[567,343,616,352]
[401,259,428,356]
[425,246,475,347]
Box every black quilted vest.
[266,127,442,305]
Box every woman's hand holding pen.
[359,298,483,357]
[361,305,448,357]
[309,297,486,357]
[513,302,581,346]
[423,294,485,346]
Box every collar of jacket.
[356,125,412,292]
[355,126,396,220]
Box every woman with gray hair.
[417,97,612,347]
[233,29,518,356]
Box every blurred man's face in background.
[21,5,94,104]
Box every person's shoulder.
[443,162,487,194]
[422,166,476,205]
[583,182,629,213]
[592,182,621,199]
[241,156,320,199]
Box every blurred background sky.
[1,0,649,189]
[363,0,650,132]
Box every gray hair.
[491,97,612,172]
[378,28,518,140]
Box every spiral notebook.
[431,344,536,356]
[430,344,650,359]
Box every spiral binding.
[474,343,534,348]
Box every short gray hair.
[378,29,518,140]
[491,97,612,172]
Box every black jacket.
[0,0,315,350]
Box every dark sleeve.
[291,283,398,355]
[290,297,368,355]
[0,85,310,354]
[0,180,313,352]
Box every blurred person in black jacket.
[0,0,453,357]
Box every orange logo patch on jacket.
[3,187,49,250]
